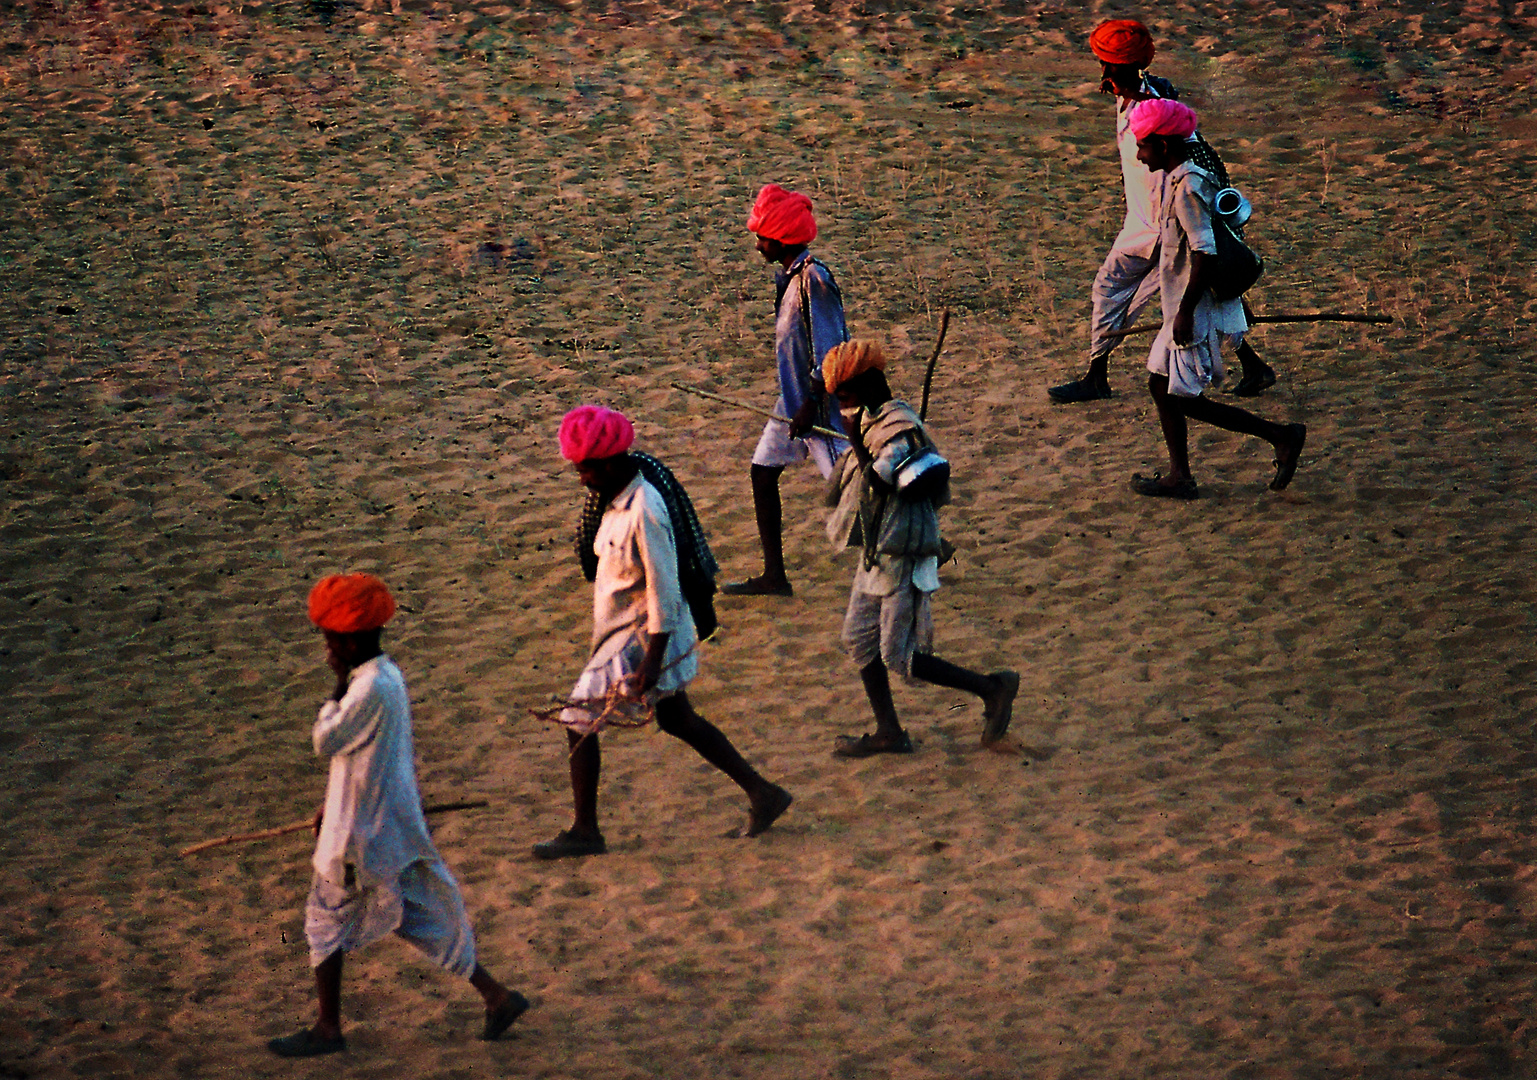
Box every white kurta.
[1112,84,1172,258]
[560,474,698,733]
[312,655,438,887]
[1146,161,1249,397]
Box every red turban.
[746,184,817,245]
[822,340,887,395]
[559,405,635,463]
[1089,20,1155,67]
[308,573,396,633]
[1127,98,1198,141]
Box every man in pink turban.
[535,407,793,859]
[1126,101,1307,500]
[270,576,527,1056]
[725,183,850,598]
[1048,20,1276,404]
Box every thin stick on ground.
[920,307,951,422]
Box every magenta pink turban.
[559,405,634,463]
[1127,98,1198,141]
[746,184,817,245]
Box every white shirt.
[1112,81,1170,258]
[588,474,699,689]
[311,655,438,887]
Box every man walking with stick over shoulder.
[268,573,526,1057]
[1048,19,1276,404]
[722,183,850,598]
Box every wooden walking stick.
[670,382,844,440]
[179,800,490,857]
[1101,311,1393,341]
[919,308,951,422]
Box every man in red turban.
[724,183,850,598]
[1048,20,1277,404]
[535,408,793,859]
[269,575,527,1057]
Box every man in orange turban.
[822,344,1020,757]
[269,575,528,1057]
[724,183,850,598]
[1048,20,1277,404]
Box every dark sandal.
[1131,472,1199,500]
[532,829,607,860]
[1269,424,1307,491]
[482,991,531,1041]
[832,732,914,758]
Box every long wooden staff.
[179,800,490,857]
[670,382,844,440]
[1102,312,1393,341]
[919,308,951,422]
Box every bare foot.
[1270,423,1307,491]
[981,671,1020,745]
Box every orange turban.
[822,340,887,395]
[308,573,396,633]
[559,405,634,463]
[746,184,817,245]
[1089,20,1155,67]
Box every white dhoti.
[305,858,476,978]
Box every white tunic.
[1112,82,1172,258]
[1145,161,1249,397]
[560,474,698,732]
[311,655,439,887]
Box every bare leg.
[910,652,993,697]
[748,463,789,587]
[911,653,1020,746]
[858,660,907,742]
[565,728,601,839]
[1147,373,1193,484]
[472,964,530,1041]
[655,692,791,836]
[314,950,343,1040]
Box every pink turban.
[1127,98,1198,141]
[746,184,817,245]
[1089,20,1155,67]
[308,573,396,633]
[559,405,635,463]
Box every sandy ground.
[3,1,1537,1077]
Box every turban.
[559,404,635,463]
[746,184,817,246]
[822,340,887,395]
[1127,98,1198,141]
[308,573,396,633]
[1089,20,1155,67]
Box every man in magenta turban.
[536,407,793,859]
[1048,20,1276,404]
[724,183,850,598]
[1126,101,1307,500]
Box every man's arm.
[1174,249,1209,347]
